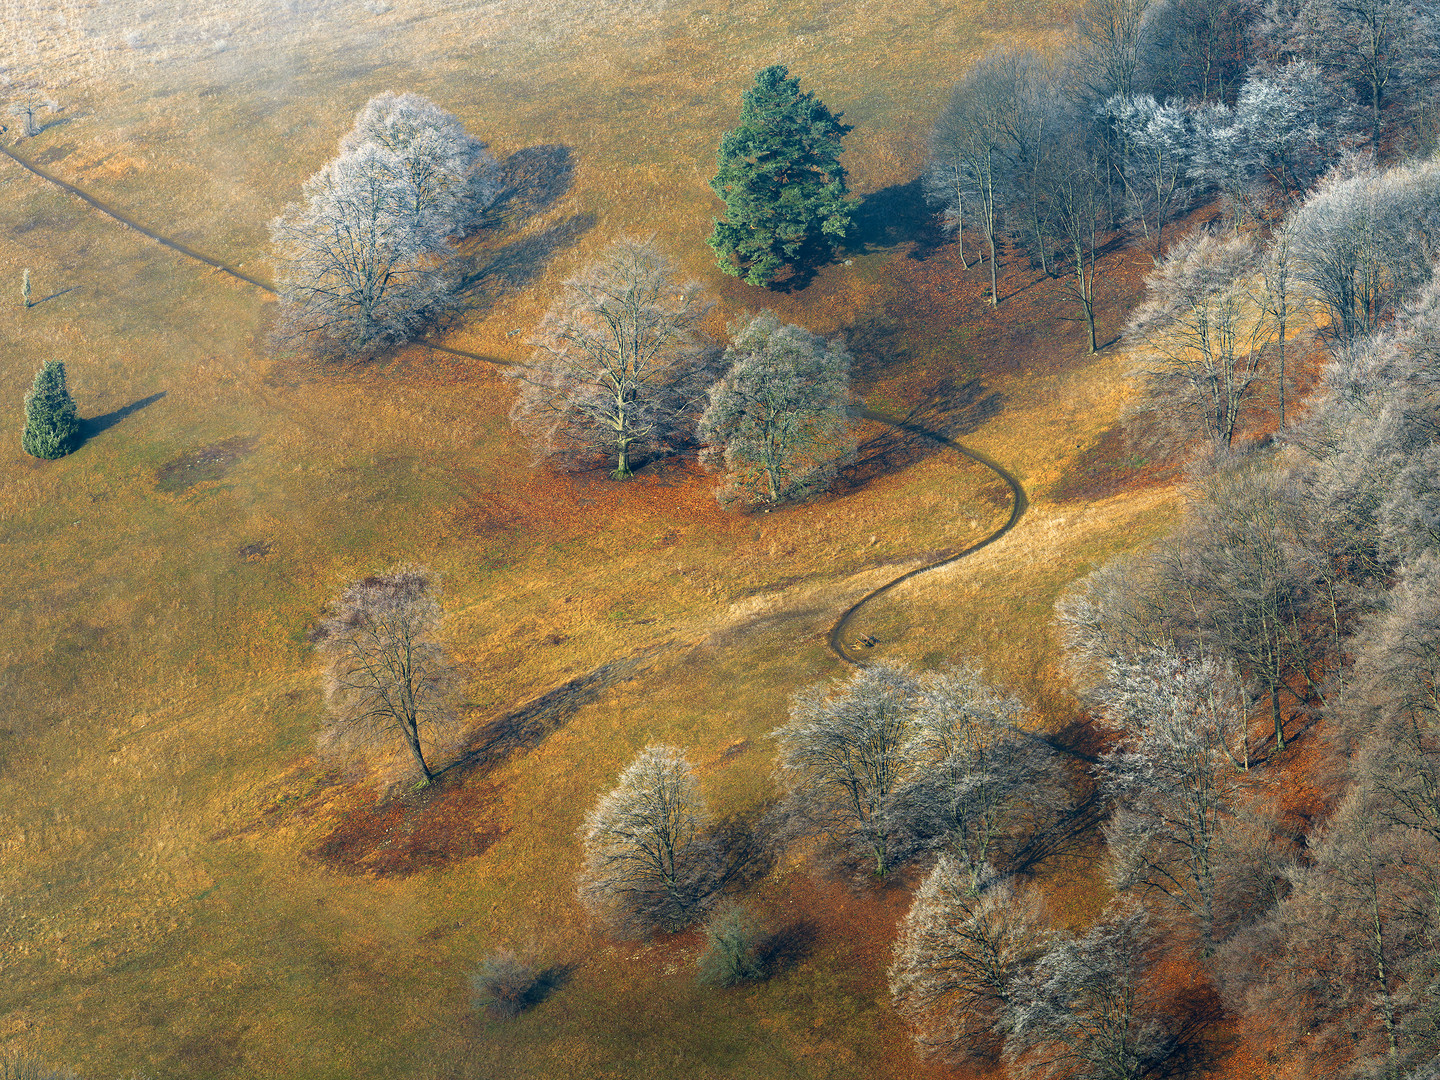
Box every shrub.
[696,902,767,986]
[469,948,542,1019]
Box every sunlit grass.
[0,0,1181,1076]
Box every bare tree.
[339,91,501,235]
[697,313,853,507]
[509,237,717,479]
[1069,0,1154,103]
[1047,125,1110,353]
[926,50,1035,305]
[1006,907,1172,1080]
[6,85,58,138]
[1140,0,1256,103]
[890,855,1053,1064]
[771,662,921,878]
[894,666,1066,875]
[1056,552,1176,692]
[1258,0,1440,154]
[1125,230,1271,449]
[313,565,459,784]
[578,744,718,937]
[1104,95,1205,258]
[1096,647,1249,946]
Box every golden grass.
[0,0,1190,1075]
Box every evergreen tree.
[21,360,80,460]
[708,66,854,287]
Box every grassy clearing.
[0,1,1188,1076]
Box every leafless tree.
[313,565,460,784]
[894,666,1066,875]
[1139,0,1256,103]
[578,744,718,937]
[339,91,501,235]
[1104,95,1208,258]
[926,50,1037,304]
[1095,647,1249,946]
[1056,552,1176,693]
[1258,0,1440,154]
[1006,907,1172,1080]
[6,85,58,138]
[1125,230,1271,449]
[1285,154,1440,344]
[1047,126,1111,353]
[771,662,921,878]
[697,312,853,507]
[509,237,718,479]
[1069,0,1154,104]
[890,854,1053,1064]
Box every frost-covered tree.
[1103,95,1207,257]
[1258,0,1440,153]
[313,565,459,783]
[771,662,921,877]
[271,92,497,358]
[1007,908,1171,1080]
[1285,155,1440,343]
[339,91,501,235]
[697,313,853,507]
[21,360,80,460]
[894,666,1064,875]
[510,237,717,479]
[1095,648,1248,945]
[578,744,718,937]
[890,855,1052,1064]
[1125,230,1270,447]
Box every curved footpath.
[3,141,1026,669]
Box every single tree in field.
[271,92,497,359]
[771,661,922,878]
[890,854,1052,1064]
[21,360,80,460]
[271,143,459,358]
[1124,230,1270,449]
[510,237,717,479]
[697,312,854,507]
[313,565,459,784]
[7,86,58,138]
[708,65,854,287]
[579,744,718,937]
[339,91,502,235]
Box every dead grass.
[0,1,1257,1077]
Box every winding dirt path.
[828,407,1027,666]
[4,140,1026,671]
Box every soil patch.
[155,435,258,493]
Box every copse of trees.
[708,65,854,288]
[697,313,854,507]
[270,92,499,359]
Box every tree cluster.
[270,92,501,359]
[510,238,855,497]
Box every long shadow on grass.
[757,919,819,977]
[848,177,948,261]
[81,391,166,441]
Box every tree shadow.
[848,177,949,261]
[455,212,596,317]
[762,233,843,294]
[487,144,577,227]
[757,919,819,977]
[710,800,779,893]
[834,377,1003,495]
[29,285,79,307]
[525,962,578,1010]
[80,391,166,441]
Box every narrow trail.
[6,137,1030,684]
[828,407,1027,666]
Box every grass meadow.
[0,1,1189,1076]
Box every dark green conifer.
[22,360,80,460]
[707,65,854,287]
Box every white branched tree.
[697,312,854,507]
[890,855,1052,1064]
[510,237,718,479]
[578,744,718,937]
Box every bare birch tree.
[313,565,459,784]
[510,237,717,479]
[578,744,719,937]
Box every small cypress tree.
[22,360,81,460]
[708,65,854,287]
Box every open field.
[0,1,1205,1076]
